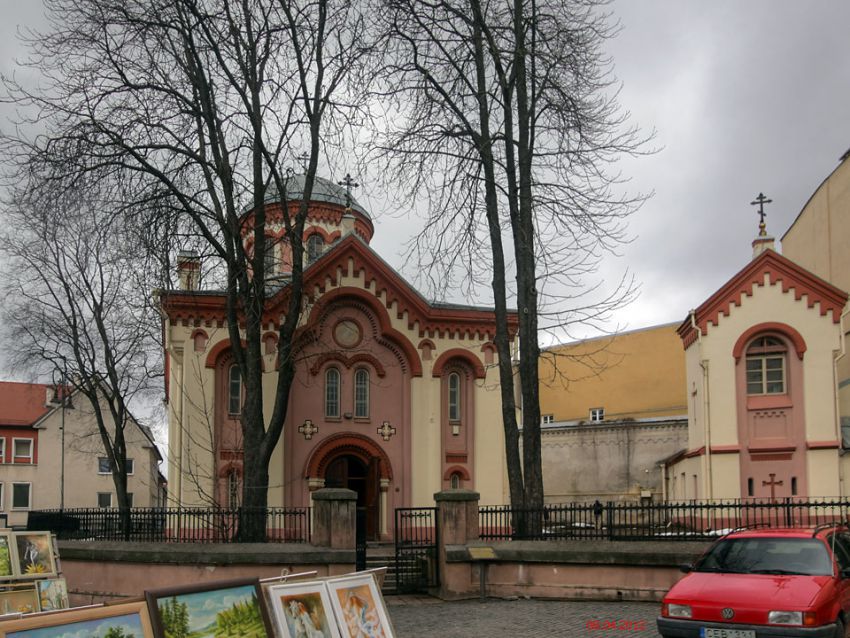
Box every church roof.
[677,248,848,348]
[262,174,370,219]
[0,381,52,427]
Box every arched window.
[448,372,461,422]
[325,368,340,418]
[746,336,786,395]
[307,234,324,263]
[450,473,461,489]
[228,365,242,415]
[264,236,277,276]
[227,470,240,509]
[354,369,369,418]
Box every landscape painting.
[265,581,340,638]
[326,575,394,638]
[0,588,39,615]
[12,533,55,578]
[0,601,152,638]
[36,578,69,612]
[147,579,270,638]
[0,534,15,578]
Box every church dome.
[264,174,370,219]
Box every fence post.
[435,489,480,599]
[311,488,357,551]
[606,502,614,540]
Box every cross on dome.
[750,192,773,237]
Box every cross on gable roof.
[677,249,848,348]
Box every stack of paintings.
[0,531,66,618]
[0,571,395,638]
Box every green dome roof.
[264,174,370,219]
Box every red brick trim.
[308,352,387,378]
[807,440,840,450]
[431,348,486,379]
[303,433,393,480]
[443,465,471,480]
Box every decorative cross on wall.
[750,192,773,236]
[298,419,319,440]
[762,472,783,501]
[377,421,396,442]
[338,173,359,210]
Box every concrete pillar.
[435,489,479,599]
[311,488,357,550]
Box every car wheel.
[836,618,850,638]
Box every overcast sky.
[2,0,849,345]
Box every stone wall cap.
[434,489,480,502]
[311,488,358,501]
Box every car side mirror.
[679,563,693,574]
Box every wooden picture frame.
[264,580,342,638]
[0,589,38,616]
[0,599,153,637]
[35,579,69,612]
[11,533,56,579]
[326,573,395,638]
[146,577,273,638]
[0,534,15,580]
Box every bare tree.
[3,0,370,540]
[373,0,648,520]
[0,170,162,538]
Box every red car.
[657,525,850,638]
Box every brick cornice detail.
[678,249,848,347]
[309,352,387,378]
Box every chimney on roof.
[176,251,201,291]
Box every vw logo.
[721,608,735,619]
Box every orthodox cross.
[377,421,396,442]
[298,419,319,440]
[297,152,310,172]
[762,473,783,501]
[750,192,773,236]
[338,173,359,210]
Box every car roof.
[725,526,847,540]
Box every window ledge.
[747,395,792,410]
[353,418,370,423]
[324,417,342,423]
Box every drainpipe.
[690,310,713,502]
[834,305,850,498]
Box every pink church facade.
[161,177,516,539]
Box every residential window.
[11,483,31,510]
[325,368,340,418]
[448,373,461,422]
[0,438,5,463]
[98,457,134,475]
[227,471,240,509]
[746,336,786,395]
[97,492,112,508]
[589,407,605,423]
[542,414,554,425]
[12,438,33,463]
[228,364,242,415]
[354,369,369,418]
[307,234,324,263]
[0,483,4,510]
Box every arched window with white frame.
[448,372,461,422]
[746,336,787,395]
[325,368,341,418]
[228,364,242,415]
[354,368,370,418]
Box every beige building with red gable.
[667,153,850,501]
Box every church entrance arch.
[305,433,392,541]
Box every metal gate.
[394,507,439,593]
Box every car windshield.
[694,537,833,576]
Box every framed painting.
[0,589,38,616]
[0,534,15,579]
[11,534,55,579]
[146,577,273,638]
[264,580,341,638]
[326,574,395,638]
[0,600,153,638]
[35,580,68,613]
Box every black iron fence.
[395,507,439,593]
[479,498,850,541]
[27,507,311,543]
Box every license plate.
[700,629,756,638]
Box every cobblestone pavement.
[386,595,662,637]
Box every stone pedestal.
[435,489,480,599]
[311,488,357,550]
